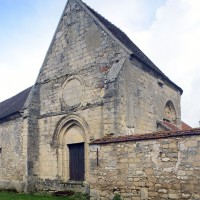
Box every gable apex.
[37,0,70,80]
[75,0,183,94]
[75,0,132,54]
[37,0,182,94]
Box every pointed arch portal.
[52,115,89,181]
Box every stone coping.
[91,128,200,144]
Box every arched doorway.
[53,115,89,182]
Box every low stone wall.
[0,180,26,193]
[89,134,200,199]
[35,179,89,194]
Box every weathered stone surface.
[169,193,181,199]
[0,0,189,196]
[141,188,148,200]
[0,118,27,192]
[89,136,200,199]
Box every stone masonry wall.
[33,0,129,186]
[26,85,41,192]
[37,108,104,181]
[89,135,200,200]
[24,0,183,191]
[115,58,181,135]
[37,0,128,139]
[0,118,27,192]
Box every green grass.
[0,191,89,200]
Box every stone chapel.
[1,0,199,199]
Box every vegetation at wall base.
[0,191,89,200]
[113,194,122,200]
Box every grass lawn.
[0,191,89,200]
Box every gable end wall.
[33,0,130,187]
[115,58,181,135]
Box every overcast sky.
[0,0,200,127]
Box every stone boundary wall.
[89,132,200,199]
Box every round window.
[62,78,83,106]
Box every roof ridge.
[79,0,183,94]
[81,1,129,40]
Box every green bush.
[113,194,122,200]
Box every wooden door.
[68,143,84,181]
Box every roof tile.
[182,121,192,130]
[0,87,32,120]
[91,128,200,144]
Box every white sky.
[0,0,200,127]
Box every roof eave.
[0,112,22,124]
[130,53,183,95]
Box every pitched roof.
[157,120,180,131]
[182,121,192,130]
[82,1,183,94]
[0,87,32,120]
[91,128,200,144]
[157,120,192,131]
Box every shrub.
[113,194,122,200]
